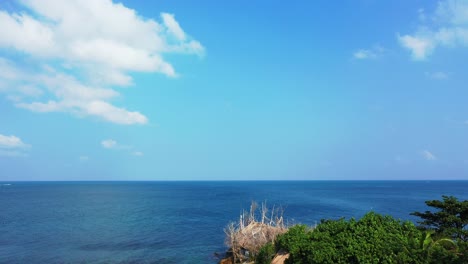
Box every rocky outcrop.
[219,257,233,264]
[271,251,290,264]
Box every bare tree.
[223,201,288,263]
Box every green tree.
[254,197,468,264]
[262,212,465,264]
[272,212,426,264]
[256,242,276,264]
[411,195,468,241]
[412,230,459,263]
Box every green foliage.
[411,195,468,241]
[456,240,468,263]
[301,212,421,263]
[275,224,311,257]
[267,212,464,264]
[254,197,468,264]
[256,242,276,264]
[407,230,463,264]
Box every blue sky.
[1,0,468,180]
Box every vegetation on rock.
[251,196,468,264]
[224,202,287,263]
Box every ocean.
[0,181,467,263]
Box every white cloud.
[353,45,385,60]
[425,71,450,80]
[101,139,117,149]
[399,0,468,60]
[17,85,43,97]
[421,150,437,161]
[0,134,29,149]
[0,134,30,157]
[0,58,21,80]
[101,139,135,152]
[435,0,468,25]
[418,8,426,22]
[0,10,55,56]
[132,151,144,156]
[0,0,204,125]
[162,13,186,41]
[101,139,143,156]
[394,155,414,164]
[83,101,148,125]
[398,35,434,60]
[353,49,377,59]
[0,149,28,157]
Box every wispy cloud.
[79,155,89,161]
[395,155,406,163]
[0,0,204,125]
[101,139,118,149]
[398,0,468,60]
[162,13,187,42]
[425,71,450,80]
[421,150,437,161]
[353,45,385,60]
[101,139,142,157]
[0,134,30,157]
[132,151,144,157]
[418,8,427,22]
[0,134,29,148]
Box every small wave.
[1,184,12,186]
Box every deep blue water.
[1,181,467,263]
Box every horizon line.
[2,179,468,182]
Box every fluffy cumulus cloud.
[0,134,30,157]
[398,0,468,60]
[0,0,204,125]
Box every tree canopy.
[411,195,468,241]
[254,196,468,264]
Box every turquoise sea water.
[1,181,467,263]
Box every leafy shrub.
[254,197,468,264]
[269,212,463,264]
[274,224,310,256]
[256,242,276,264]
